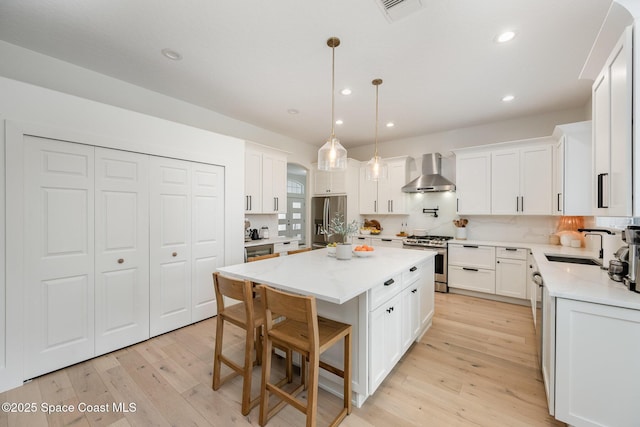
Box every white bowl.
[359,229,371,235]
[353,250,374,257]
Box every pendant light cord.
[374,82,379,157]
[331,43,336,139]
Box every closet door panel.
[191,163,225,321]
[150,157,192,336]
[24,137,95,379]
[95,148,149,355]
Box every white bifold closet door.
[94,148,150,356]
[149,158,224,336]
[24,137,96,379]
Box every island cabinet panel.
[369,292,402,394]
[555,298,640,426]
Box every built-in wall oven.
[402,235,452,292]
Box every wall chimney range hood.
[401,153,455,193]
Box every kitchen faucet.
[577,228,613,259]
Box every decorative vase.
[456,227,467,240]
[336,243,352,260]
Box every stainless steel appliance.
[401,153,455,193]
[311,195,347,249]
[623,225,640,293]
[402,235,452,292]
[531,270,544,368]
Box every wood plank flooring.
[0,293,564,426]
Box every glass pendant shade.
[318,37,347,171]
[365,155,387,181]
[318,136,348,171]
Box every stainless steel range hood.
[401,153,455,193]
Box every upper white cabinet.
[312,158,359,196]
[456,152,491,215]
[359,157,409,215]
[245,144,287,214]
[491,144,553,215]
[592,26,633,217]
[552,121,592,216]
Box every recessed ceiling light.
[502,94,515,102]
[335,119,344,125]
[496,31,516,43]
[161,48,182,60]
[386,122,395,128]
[287,109,299,115]
[341,88,352,95]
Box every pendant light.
[317,37,348,171]
[365,78,387,181]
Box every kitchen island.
[217,246,436,407]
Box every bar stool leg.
[241,324,256,415]
[306,352,320,427]
[259,334,273,426]
[212,314,225,390]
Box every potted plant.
[321,213,359,260]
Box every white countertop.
[244,236,299,248]
[450,239,640,311]
[218,247,436,304]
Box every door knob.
[172,252,177,257]
[117,258,124,264]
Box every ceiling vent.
[377,0,424,22]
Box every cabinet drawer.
[402,261,425,289]
[369,274,402,311]
[448,265,496,294]
[274,241,298,253]
[352,236,373,246]
[448,244,496,269]
[373,237,403,248]
[496,246,527,260]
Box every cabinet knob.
[117,258,124,264]
[172,252,177,257]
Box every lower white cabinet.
[374,237,403,248]
[448,265,496,293]
[369,292,402,393]
[495,247,527,299]
[555,298,640,426]
[369,260,434,394]
[274,240,298,254]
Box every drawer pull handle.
[382,239,392,242]
[384,278,395,286]
[117,258,124,264]
[283,242,290,245]
[386,306,395,313]
[505,248,518,251]
[463,245,478,248]
[172,252,177,257]
[462,267,478,272]
[409,266,417,272]
[412,289,417,294]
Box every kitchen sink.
[545,254,602,266]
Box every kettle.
[250,229,260,240]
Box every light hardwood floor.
[0,293,564,426]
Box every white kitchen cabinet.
[552,121,592,216]
[150,158,225,336]
[592,26,633,217]
[495,247,527,299]
[372,237,403,248]
[94,148,150,356]
[262,152,287,214]
[312,159,359,195]
[244,147,262,213]
[369,292,402,394]
[359,157,409,215]
[24,138,96,379]
[245,145,287,214]
[448,243,495,269]
[542,283,555,416]
[555,298,640,426]
[401,284,420,352]
[448,265,496,294]
[492,144,553,215]
[401,261,435,352]
[351,236,373,246]
[455,151,491,215]
[274,240,298,254]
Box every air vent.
[377,0,424,22]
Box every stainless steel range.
[402,235,452,292]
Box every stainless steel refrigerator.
[311,195,347,249]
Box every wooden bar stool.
[247,253,280,262]
[257,285,352,427]
[212,272,292,416]
[287,247,312,255]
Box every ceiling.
[0,0,611,147]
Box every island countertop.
[217,246,436,304]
